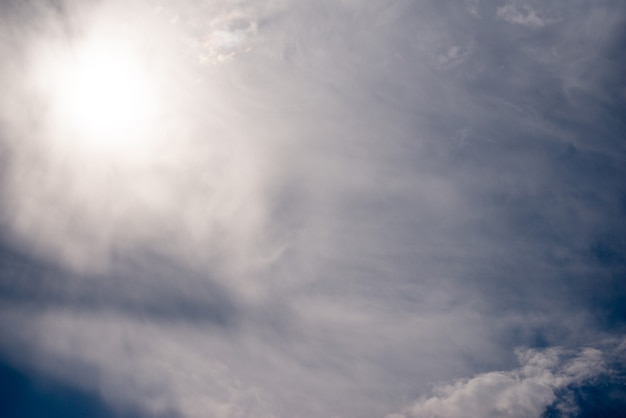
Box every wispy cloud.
[0,1,625,417]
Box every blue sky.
[0,0,625,417]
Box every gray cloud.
[497,1,554,29]
[0,0,625,417]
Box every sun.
[48,40,158,156]
[66,44,153,142]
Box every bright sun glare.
[49,41,158,155]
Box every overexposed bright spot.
[48,41,159,156]
[66,47,152,141]
[14,8,272,276]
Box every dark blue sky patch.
[543,376,626,418]
[0,358,149,418]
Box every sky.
[0,0,625,417]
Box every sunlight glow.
[50,41,158,155]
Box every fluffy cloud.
[497,2,553,29]
[389,347,606,418]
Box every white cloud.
[389,347,605,418]
[497,2,553,29]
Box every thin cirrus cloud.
[0,0,625,417]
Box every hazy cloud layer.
[387,345,619,418]
[0,0,625,417]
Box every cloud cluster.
[388,347,607,418]
[497,1,553,29]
